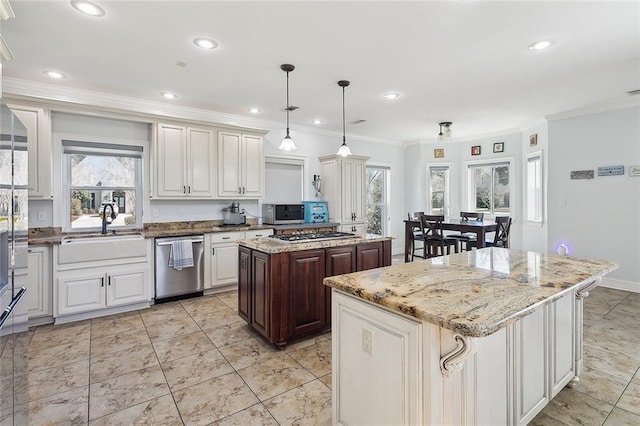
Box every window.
[428,166,449,215]
[526,152,543,222]
[63,140,142,231]
[366,165,390,236]
[468,161,511,215]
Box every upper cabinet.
[6,103,52,199]
[217,131,264,198]
[152,123,216,199]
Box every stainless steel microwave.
[262,204,305,224]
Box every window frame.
[465,158,513,217]
[426,163,451,216]
[61,139,143,233]
[366,164,390,236]
[525,150,543,224]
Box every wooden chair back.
[419,214,445,240]
[493,216,512,247]
[460,212,484,222]
[408,211,425,220]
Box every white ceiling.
[2,1,640,143]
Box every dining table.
[404,218,498,262]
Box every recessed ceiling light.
[382,92,400,100]
[161,92,177,100]
[45,70,65,79]
[528,40,553,51]
[70,0,105,17]
[193,38,218,50]
[312,119,324,125]
[248,108,261,114]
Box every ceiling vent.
[627,89,640,96]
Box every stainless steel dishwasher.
[155,235,205,301]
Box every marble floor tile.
[213,403,278,425]
[527,411,570,426]
[217,336,280,370]
[14,385,88,426]
[139,302,189,326]
[162,348,234,391]
[203,320,256,348]
[91,311,145,338]
[537,387,613,426]
[583,342,639,382]
[29,322,91,351]
[237,353,315,401]
[572,366,629,405]
[180,295,229,317]
[190,307,243,330]
[90,327,152,357]
[152,330,216,364]
[319,373,332,389]
[603,407,640,426]
[14,358,89,405]
[216,291,239,310]
[264,379,332,426]
[26,339,90,372]
[144,314,201,341]
[286,337,332,377]
[616,381,640,416]
[90,343,159,383]
[173,372,259,426]
[89,365,170,420]
[88,394,182,426]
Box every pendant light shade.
[278,64,298,151]
[337,80,352,157]
[438,122,452,143]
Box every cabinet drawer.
[210,232,244,243]
[245,229,273,239]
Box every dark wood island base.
[238,236,392,348]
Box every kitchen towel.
[168,240,194,270]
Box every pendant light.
[278,64,297,151]
[438,122,452,143]
[336,80,352,157]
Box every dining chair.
[408,212,425,261]
[416,214,459,259]
[448,212,484,251]
[463,216,512,251]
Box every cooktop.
[269,231,357,243]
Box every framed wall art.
[493,142,504,153]
[530,134,538,147]
[434,148,444,159]
[471,145,481,156]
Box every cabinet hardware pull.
[188,186,191,194]
[108,276,111,286]
[101,277,104,287]
[212,247,215,255]
[222,236,231,240]
[242,187,246,194]
[238,187,242,194]
[183,186,186,194]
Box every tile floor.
[6,285,640,425]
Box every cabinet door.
[27,247,52,318]
[251,251,271,337]
[289,250,326,337]
[241,134,264,197]
[9,105,52,199]
[156,123,187,197]
[238,247,251,322]
[341,159,366,223]
[57,270,106,316]
[187,127,215,197]
[211,243,239,287]
[218,131,242,197]
[356,242,384,271]
[106,264,148,307]
[325,246,356,327]
[550,291,575,396]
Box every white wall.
[548,106,640,291]
[520,122,548,253]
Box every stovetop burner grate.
[269,231,357,243]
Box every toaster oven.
[262,204,305,224]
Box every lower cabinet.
[56,262,149,317]
[239,239,391,347]
[27,246,52,320]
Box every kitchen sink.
[58,233,147,264]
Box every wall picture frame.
[471,145,481,156]
[493,142,504,153]
[434,148,444,159]
[530,133,538,147]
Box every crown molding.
[545,97,640,122]
[0,35,14,61]
[0,0,14,21]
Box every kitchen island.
[238,234,392,348]
[323,248,617,426]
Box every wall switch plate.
[37,210,46,221]
[362,328,372,355]
[153,209,159,217]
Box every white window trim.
[463,157,515,219]
[524,150,544,225]
[367,161,391,236]
[426,162,453,217]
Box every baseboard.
[54,301,151,325]
[600,277,639,293]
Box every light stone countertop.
[323,248,618,338]
[238,234,393,254]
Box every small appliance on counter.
[262,204,305,225]
[222,201,246,225]
[302,201,329,223]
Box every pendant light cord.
[285,71,290,135]
[342,85,346,143]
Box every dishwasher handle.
[156,237,204,246]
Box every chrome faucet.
[101,203,117,234]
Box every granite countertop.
[323,248,618,338]
[238,234,393,254]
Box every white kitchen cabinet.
[217,131,264,198]
[56,262,149,317]
[204,229,272,290]
[6,103,52,199]
[26,246,52,321]
[319,155,369,232]
[153,123,215,199]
